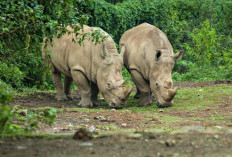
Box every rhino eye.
[106,81,112,89]
[156,81,159,88]
[156,50,162,61]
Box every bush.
[1,0,232,89]
[0,63,24,88]
[0,89,57,137]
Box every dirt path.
[1,132,232,157]
[1,81,232,157]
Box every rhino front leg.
[134,87,141,99]
[64,75,73,100]
[52,65,68,101]
[71,70,93,108]
[91,83,99,107]
[130,70,152,107]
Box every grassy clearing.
[7,84,232,136]
[124,84,232,112]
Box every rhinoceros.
[119,23,184,107]
[42,25,132,108]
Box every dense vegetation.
[0,0,232,90]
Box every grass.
[3,84,232,137]
[124,84,232,112]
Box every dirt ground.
[1,81,232,157]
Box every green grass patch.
[124,84,232,113]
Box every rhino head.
[97,44,132,108]
[149,49,184,108]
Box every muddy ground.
[1,81,232,157]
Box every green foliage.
[77,0,232,82]
[0,0,93,89]
[0,89,12,104]
[183,20,224,66]
[0,62,24,88]
[1,0,232,89]
[0,89,57,137]
[0,105,57,137]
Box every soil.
[1,132,232,157]
[1,81,232,157]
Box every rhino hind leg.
[52,65,68,101]
[64,76,73,100]
[130,70,152,107]
[91,83,99,107]
[71,70,93,108]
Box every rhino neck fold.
[89,45,98,84]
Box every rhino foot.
[55,94,68,101]
[138,100,152,107]
[66,95,73,100]
[92,100,99,107]
[134,92,141,99]
[78,99,93,108]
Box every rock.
[73,128,93,141]
[94,116,112,122]
[68,123,73,128]
[158,110,164,113]
[213,125,222,130]
[158,140,165,145]
[128,133,142,139]
[83,118,90,122]
[78,142,93,147]
[214,135,219,139]
[89,125,95,132]
[17,146,27,150]
[165,139,176,147]
[94,116,104,120]
[121,123,127,127]
[17,109,28,116]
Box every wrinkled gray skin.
[42,25,132,108]
[120,23,184,107]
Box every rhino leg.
[139,91,152,107]
[130,70,152,107]
[71,70,93,108]
[91,83,99,107]
[134,87,141,99]
[64,75,73,100]
[52,65,68,101]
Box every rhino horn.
[167,87,177,101]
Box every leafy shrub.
[0,89,57,137]
[0,62,24,88]
[1,0,232,89]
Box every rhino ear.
[173,49,184,60]
[101,43,110,59]
[120,44,126,57]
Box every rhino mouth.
[105,87,132,109]
[104,91,129,109]
[156,100,173,108]
[108,95,126,109]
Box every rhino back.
[120,23,173,79]
[45,25,116,83]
